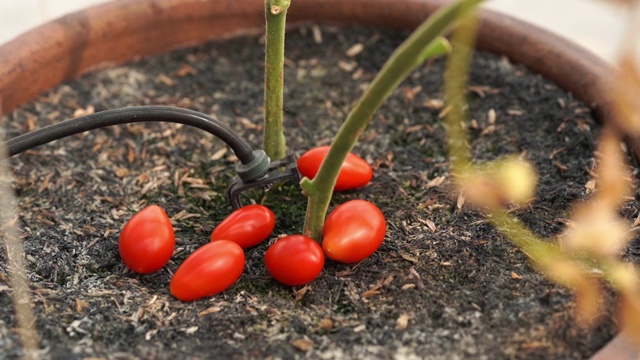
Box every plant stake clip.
[228,151,300,209]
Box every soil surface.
[1,26,639,359]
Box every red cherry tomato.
[297,146,373,191]
[264,235,324,286]
[170,240,245,302]
[210,204,275,249]
[119,205,175,274]
[322,200,386,263]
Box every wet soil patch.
[1,26,638,359]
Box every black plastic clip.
[227,152,300,209]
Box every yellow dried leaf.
[317,318,333,331]
[395,313,411,330]
[456,191,465,210]
[26,114,37,131]
[361,289,381,298]
[338,60,358,72]
[345,43,365,57]
[75,299,89,314]
[114,168,130,178]
[291,338,314,352]
[237,117,260,130]
[401,283,416,290]
[487,108,496,124]
[198,306,222,317]
[311,25,322,44]
[417,218,437,232]
[156,74,175,86]
[175,64,197,77]
[425,176,446,188]
[210,147,228,161]
[72,105,95,118]
[424,98,444,109]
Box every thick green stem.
[263,0,290,160]
[302,0,484,240]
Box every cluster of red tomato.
[118,146,386,301]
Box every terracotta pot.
[1,0,634,152]
[0,0,611,114]
[0,0,636,358]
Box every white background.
[0,0,629,63]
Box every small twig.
[0,126,40,358]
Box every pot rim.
[1,0,634,158]
[0,0,613,115]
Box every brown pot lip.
[0,0,629,151]
[1,0,633,160]
[0,0,614,117]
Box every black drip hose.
[4,106,255,163]
[3,106,272,181]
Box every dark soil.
[1,25,638,359]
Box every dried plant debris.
[1,26,636,359]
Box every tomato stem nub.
[299,177,316,195]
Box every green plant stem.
[442,7,477,177]
[263,0,290,160]
[301,0,484,240]
[442,6,562,267]
[442,6,604,290]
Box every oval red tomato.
[297,146,373,191]
[210,204,275,248]
[264,235,324,286]
[322,200,386,263]
[170,240,245,302]
[119,205,175,274]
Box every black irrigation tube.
[2,106,271,181]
